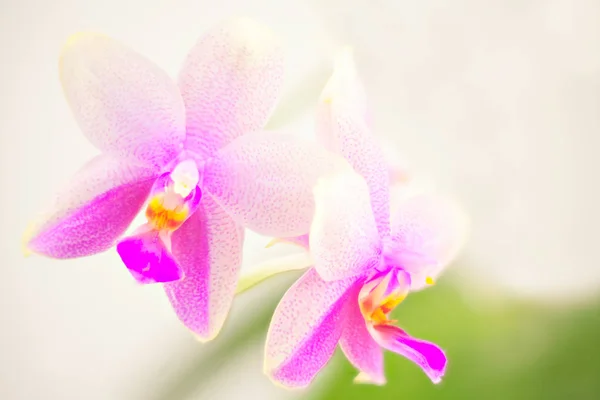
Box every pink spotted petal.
[117,228,182,284]
[310,169,382,281]
[339,291,386,385]
[164,195,244,341]
[26,155,156,259]
[179,17,284,158]
[369,324,447,384]
[387,193,469,290]
[264,268,361,388]
[60,33,185,168]
[203,131,351,237]
[316,48,390,236]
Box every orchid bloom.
[263,48,468,387]
[24,18,346,341]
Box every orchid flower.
[263,48,468,387]
[24,18,347,341]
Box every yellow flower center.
[359,269,410,326]
[145,193,189,231]
[144,159,200,231]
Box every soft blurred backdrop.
[1,0,599,399]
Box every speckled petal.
[26,155,156,258]
[179,17,284,158]
[203,131,351,237]
[339,289,386,385]
[388,193,469,290]
[60,33,185,168]
[164,195,244,341]
[316,48,390,236]
[310,169,382,281]
[369,324,447,384]
[264,268,360,388]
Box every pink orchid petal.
[264,268,360,388]
[388,193,469,290]
[369,324,447,384]
[117,228,182,284]
[310,169,382,281]
[339,291,386,385]
[164,195,244,341]
[203,131,351,237]
[316,48,390,236]
[27,155,156,258]
[178,17,284,158]
[60,33,185,168]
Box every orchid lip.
[359,268,411,326]
[357,268,447,383]
[118,158,204,284]
[117,228,183,284]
